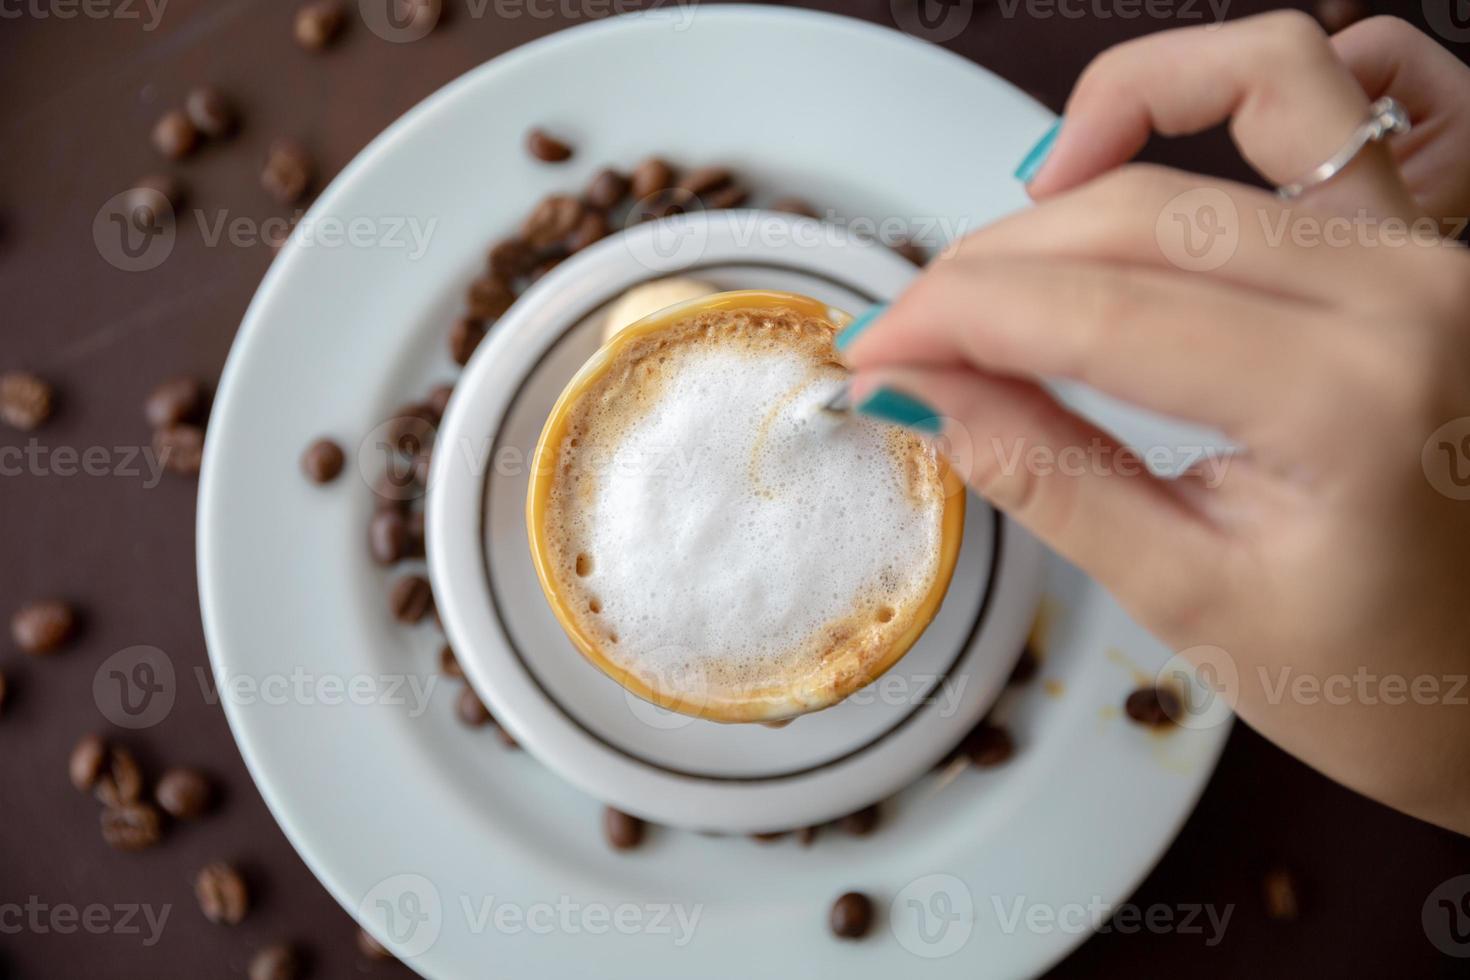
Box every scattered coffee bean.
[101,803,163,851]
[439,644,463,679]
[584,168,629,210]
[526,128,573,163]
[1124,686,1180,728]
[677,166,733,198]
[704,182,748,210]
[404,510,426,558]
[963,722,1015,768]
[11,599,77,654]
[262,138,313,205]
[522,194,585,250]
[829,892,873,939]
[448,316,486,366]
[155,768,212,820]
[1007,645,1039,685]
[565,210,607,254]
[185,85,237,139]
[603,806,645,851]
[1314,0,1367,32]
[466,275,514,321]
[890,236,927,266]
[152,109,199,161]
[369,510,408,565]
[372,471,415,512]
[751,831,787,844]
[295,0,345,50]
[301,438,345,484]
[629,157,674,201]
[410,452,432,491]
[145,377,207,429]
[487,238,536,281]
[1,371,55,431]
[154,423,206,476]
[70,735,107,791]
[796,825,818,846]
[770,197,819,219]
[425,383,454,422]
[384,402,436,456]
[527,256,562,283]
[95,745,144,807]
[836,804,879,836]
[125,176,184,226]
[357,926,393,960]
[455,686,491,727]
[389,575,433,623]
[1262,868,1300,921]
[249,944,301,980]
[196,862,250,924]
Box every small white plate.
[199,7,1231,978]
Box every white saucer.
[198,8,1232,978]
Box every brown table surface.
[3,0,1468,977]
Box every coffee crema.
[528,291,964,722]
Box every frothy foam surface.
[544,308,947,710]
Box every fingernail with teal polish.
[856,387,943,434]
[1014,118,1061,184]
[835,303,887,353]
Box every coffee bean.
[704,182,748,210]
[389,575,433,623]
[404,510,426,558]
[295,0,345,49]
[890,236,927,266]
[630,157,674,201]
[11,600,77,654]
[456,686,491,727]
[751,831,786,844]
[249,944,301,980]
[487,238,536,281]
[372,471,416,512]
[962,722,1014,768]
[185,86,237,139]
[145,377,207,429]
[425,383,454,422]
[301,438,345,484]
[384,402,436,457]
[95,745,144,807]
[527,256,562,283]
[155,768,212,820]
[196,862,249,924]
[565,211,608,254]
[466,275,514,321]
[526,128,573,163]
[829,892,873,939]
[368,510,408,565]
[1124,686,1180,728]
[836,804,879,836]
[154,423,206,476]
[438,644,463,678]
[125,176,185,226]
[101,803,163,851]
[603,806,645,851]
[152,109,198,160]
[770,197,819,219]
[448,316,486,366]
[262,138,313,205]
[677,166,733,197]
[1262,868,1300,921]
[1007,645,1039,685]
[1314,0,1367,32]
[69,734,107,791]
[357,926,393,960]
[796,825,818,847]
[584,168,629,210]
[522,195,585,250]
[1,371,55,431]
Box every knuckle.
[1258,9,1330,58]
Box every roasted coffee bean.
[185,86,237,139]
[404,510,426,558]
[565,211,608,254]
[154,423,206,476]
[526,128,573,163]
[70,734,107,791]
[1263,869,1300,921]
[677,166,733,197]
[101,803,163,851]
[448,316,486,366]
[295,0,345,49]
[373,471,416,511]
[126,176,185,226]
[11,599,77,654]
[1314,0,1367,32]
[455,686,491,727]
[829,892,873,939]
[389,575,433,623]
[1,371,54,431]
[1007,646,1039,685]
[411,452,432,490]
[95,745,144,807]
[836,804,879,836]
[152,110,198,160]
[439,644,463,679]
[369,510,408,565]
[629,157,674,201]
[156,768,212,820]
[487,238,536,281]
[890,236,927,266]
[527,256,562,283]
[249,944,301,980]
[584,168,629,210]
[145,377,207,429]
[1124,686,1180,728]
[770,197,819,219]
[704,182,748,210]
[196,862,250,924]
[301,438,345,484]
[603,806,645,851]
[383,403,436,456]
[425,383,454,422]
[751,831,787,844]
[796,825,818,847]
[357,927,393,960]
[466,275,514,321]
[262,138,313,205]
[522,195,585,250]
[963,722,1014,768]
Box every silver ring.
[1275,97,1410,201]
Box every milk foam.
[545,311,946,703]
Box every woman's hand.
[841,13,1470,835]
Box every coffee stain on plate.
[1027,596,1061,659]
